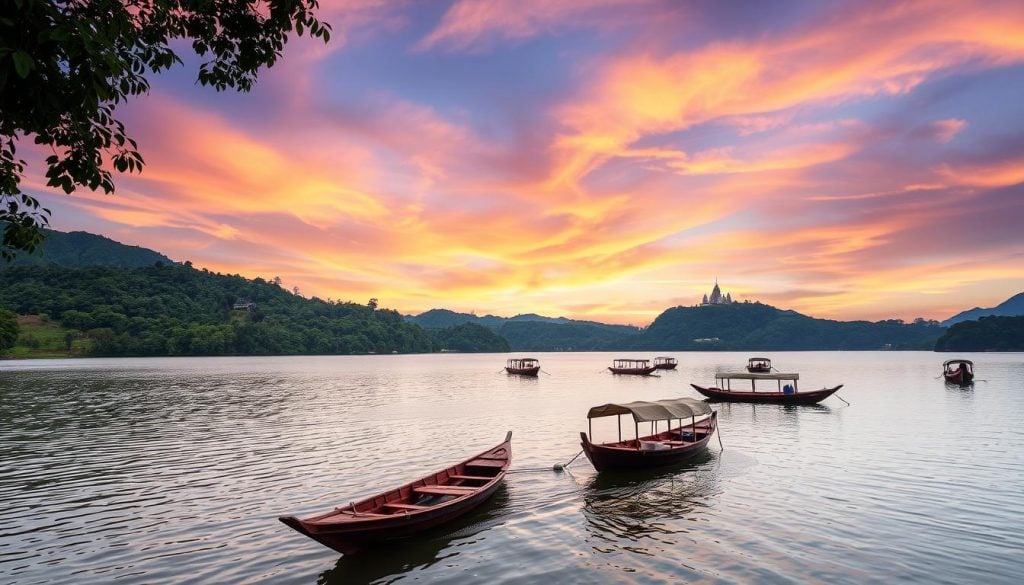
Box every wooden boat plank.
[465,458,506,468]
[448,474,493,481]
[413,485,477,496]
[382,503,431,511]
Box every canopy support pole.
[616,415,620,443]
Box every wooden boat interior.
[593,418,715,451]
[312,443,509,523]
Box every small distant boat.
[653,356,678,370]
[279,432,511,555]
[579,397,718,471]
[691,372,842,405]
[609,358,657,375]
[943,359,974,385]
[746,357,771,373]
[505,358,540,376]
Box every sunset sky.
[24,0,1024,324]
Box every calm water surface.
[1,352,1023,584]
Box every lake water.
[1,352,1022,584]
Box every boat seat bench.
[413,485,477,496]
[449,474,493,481]
[465,459,506,468]
[382,503,431,511]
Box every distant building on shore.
[701,280,734,306]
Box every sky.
[23,0,1024,325]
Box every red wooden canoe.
[580,398,717,471]
[279,431,511,555]
[691,383,843,405]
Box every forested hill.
[407,308,641,351]
[8,229,174,267]
[630,302,945,350]
[934,316,1024,351]
[0,263,440,356]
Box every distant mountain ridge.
[6,229,174,268]
[406,308,641,351]
[407,303,943,351]
[943,293,1024,326]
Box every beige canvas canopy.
[587,397,711,422]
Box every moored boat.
[746,357,771,373]
[580,398,717,471]
[506,358,541,376]
[609,358,657,375]
[691,372,842,405]
[653,356,678,370]
[279,431,511,555]
[943,359,974,385]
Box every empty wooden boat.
[653,356,678,370]
[580,397,717,471]
[691,372,842,405]
[609,358,657,375]
[506,358,540,376]
[279,431,511,555]
[746,357,771,373]
[943,359,974,385]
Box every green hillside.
[8,229,174,267]
[407,308,640,351]
[630,302,944,350]
[430,322,510,353]
[935,316,1024,351]
[0,263,438,356]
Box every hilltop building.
[701,280,734,306]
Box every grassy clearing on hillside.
[4,315,91,359]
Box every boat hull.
[746,366,771,373]
[654,363,677,370]
[943,371,974,385]
[691,384,843,405]
[580,413,717,472]
[280,480,504,554]
[506,366,540,376]
[608,366,658,375]
[279,432,511,555]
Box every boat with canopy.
[505,358,541,376]
[608,358,658,375]
[746,357,771,373]
[691,372,842,405]
[943,359,974,385]
[279,432,511,555]
[653,356,678,370]
[579,397,718,471]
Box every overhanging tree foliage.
[0,0,331,258]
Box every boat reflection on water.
[319,486,510,584]
[581,454,720,545]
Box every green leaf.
[11,50,33,79]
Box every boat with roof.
[279,431,511,555]
[579,397,718,471]
[943,359,974,385]
[505,358,541,376]
[653,356,678,370]
[608,358,658,375]
[691,372,842,405]
[746,357,771,373]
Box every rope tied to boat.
[552,450,584,472]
